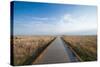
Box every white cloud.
[32,17,49,21]
[57,13,97,35]
[14,13,97,35]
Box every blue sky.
[13,1,97,35]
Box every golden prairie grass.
[12,36,55,65]
[62,35,97,61]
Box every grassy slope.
[12,36,55,65]
[62,35,97,61]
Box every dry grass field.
[12,36,55,65]
[62,35,97,61]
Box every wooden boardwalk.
[33,37,79,64]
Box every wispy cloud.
[14,13,97,35]
[32,17,49,21]
[56,13,97,35]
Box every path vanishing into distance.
[32,37,79,64]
